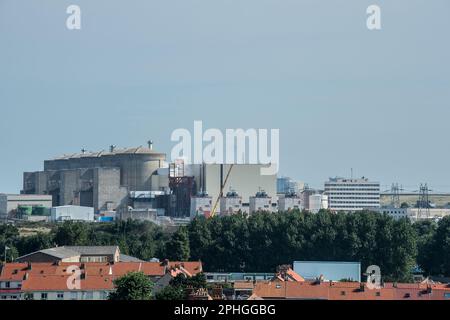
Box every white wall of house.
[23,290,111,300]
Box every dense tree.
[0,224,19,262]
[427,217,450,276]
[165,227,190,261]
[413,220,437,274]
[53,221,89,245]
[109,271,153,300]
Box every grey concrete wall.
[93,168,128,212]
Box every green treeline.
[1,210,449,282]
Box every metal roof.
[16,246,120,261]
[52,146,164,160]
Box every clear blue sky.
[1,0,449,193]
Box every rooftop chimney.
[148,140,153,150]
[110,145,116,153]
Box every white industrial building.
[324,177,380,212]
[249,190,275,214]
[376,206,409,220]
[220,190,244,216]
[50,205,94,222]
[190,194,213,218]
[278,193,302,211]
[308,194,329,213]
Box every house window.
[444,293,450,299]
[41,293,48,300]
[85,292,93,300]
[57,292,64,299]
[375,292,381,297]
[341,291,346,296]
[5,282,10,288]
[70,292,77,300]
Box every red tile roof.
[252,281,450,300]
[1,260,203,292]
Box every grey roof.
[16,246,120,261]
[64,246,119,256]
[39,247,81,259]
[53,147,164,160]
[119,254,144,262]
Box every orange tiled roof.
[1,260,203,292]
[252,280,450,300]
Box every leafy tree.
[0,224,19,262]
[109,271,154,300]
[413,220,437,275]
[15,232,53,256]
[165,227,190,261]
[154,284,185,300]
[427,217,450,276]
[53,221,88,245]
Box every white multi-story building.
[324,177,380,212]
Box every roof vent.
[110,145,116,153]
[148,140,153,150]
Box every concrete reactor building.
[22,143,166,213]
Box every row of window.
[24,291,110,300]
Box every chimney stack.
[148,140,153,150]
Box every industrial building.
[220,190,244,216]
[0,194,53,219]
[249,190,275,214]
[163,161,277,217]
[190,194,213,218]
[22,144,166,213]
[50,205,95,222]
[324,177,380,212]
[278,192,303,212]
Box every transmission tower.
[417,183,431,219]
[391,183,401,208]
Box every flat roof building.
[324,177,380,212]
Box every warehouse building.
[50,205,95,222]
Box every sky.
[0,0,449,193]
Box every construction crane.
[210,164,234,217]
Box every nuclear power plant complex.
[19,142,278,220]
